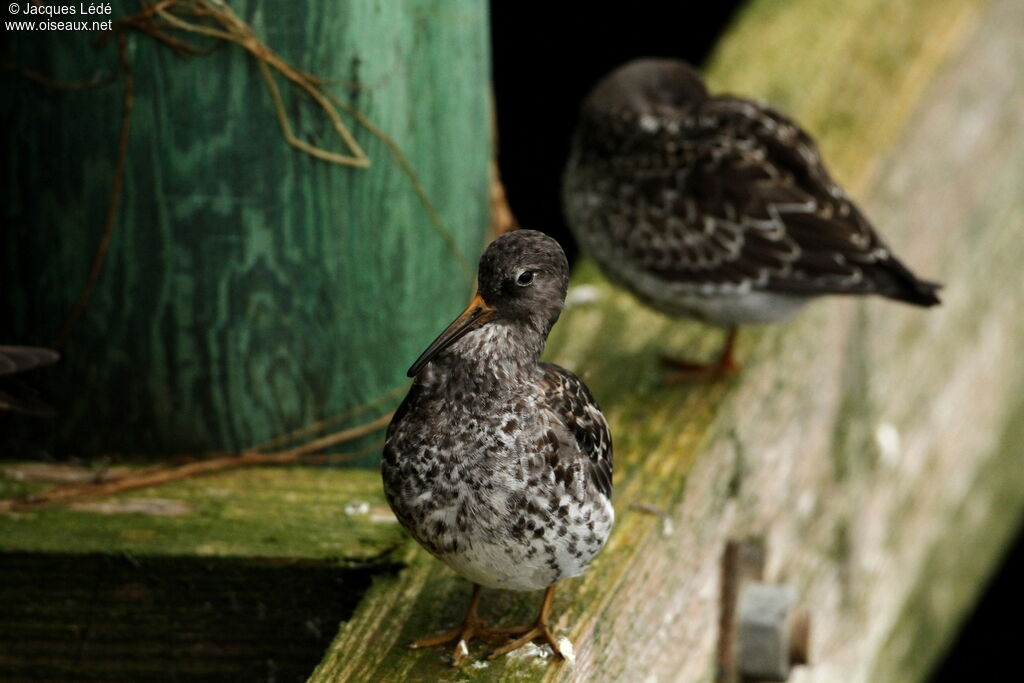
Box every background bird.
[563,58,941,381]
[382,230,613,665]
[0,345,59,415]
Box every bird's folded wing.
[590,97,923,297]
[538,363,612,500]
[0,346,60,376]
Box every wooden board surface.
[0,0,490,456]
[0,464,405,681]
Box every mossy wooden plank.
[0,464,406,680]
[0,1,490,457]
[311,0,1023,680]
[0,466,403,562]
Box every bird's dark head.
[407,230,569,377]
[476,230,569,329]
[583,58,708,119]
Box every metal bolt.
[736,582,811,681]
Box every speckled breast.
[382,387,613,593]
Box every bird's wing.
[0,389,56,416]
[578,97,938,301]
[538,362,612,500]
[0,346,60,376]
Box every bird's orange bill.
[407,294,497,377]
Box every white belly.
[656,289,810,326]
[433,495,615,592]
[595,245,810,326]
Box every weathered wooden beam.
[308,0,1024,680]
[0,465,404,680]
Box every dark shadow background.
[490,2,739,263]
[0,551,393,682]
[489,2,1022,680]
[929,532,1022,682]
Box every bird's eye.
[516,271,535,286]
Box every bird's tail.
[889,279,942,307]
[879,258,943,307]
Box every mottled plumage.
[564,59,940,377]
[382,230,613,664]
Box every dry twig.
[53,33,134,349]
[0,411,393,513]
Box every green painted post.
[1,1,491,456]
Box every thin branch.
[0,412,393,512]
[151,0,369,167]
[252,382,407,452]
[331,94,475,283]
[52,32,134,349]
[0,60,118,91]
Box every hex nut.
[736,582,809,681]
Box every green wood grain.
[0,1,490,456]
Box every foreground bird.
[564,59,941,380]
[382,230,614,665]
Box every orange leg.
[408,584,522,666]
[662,327,741,383]
[486,584,564,660]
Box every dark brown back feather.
[567,63,941,305]
[539,362,612,499]
[0,346,60,376]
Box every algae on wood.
[0,465,405,681]
[0,466,402,561]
